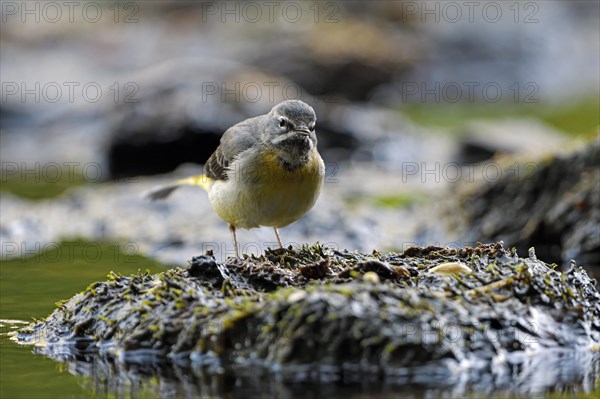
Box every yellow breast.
[256,149,323,189]
[208,148,325,229]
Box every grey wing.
[205,145,230,181]
[205,116,262,181]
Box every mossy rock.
[432,138,600,274]
[16,243,600,394]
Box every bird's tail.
[143,174,212,201]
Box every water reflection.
[13,340,600,399]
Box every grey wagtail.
[145,100,325,258]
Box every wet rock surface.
[16,243,600,396]
[424,138,600,275]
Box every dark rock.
[106,59,295,178]
[338,259,403,280]
[187,255,223,284]
[424,139,600,277]
[108,124,222,179]
[16,243,600,396]
[300,259,330,280]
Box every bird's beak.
[294,125,311,136]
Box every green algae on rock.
[15,243,600,394]
[426,139,600,274]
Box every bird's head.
[264,100,318,169]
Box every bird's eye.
[309,125,315,132]
[279,118,286,128]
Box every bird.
[144,100,325,258]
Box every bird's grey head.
[264,100,317,169]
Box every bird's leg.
[229,224,240,258]
[273,227,284,249]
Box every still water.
[0,241,167,399]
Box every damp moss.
[15,243,600,393]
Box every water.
[1,320,95,399]
[0,241,167,399]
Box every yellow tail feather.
[176,174,213,191]
[144,174,212,201]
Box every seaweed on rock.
[16,243,600,394]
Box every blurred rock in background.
[420,139,600,276]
